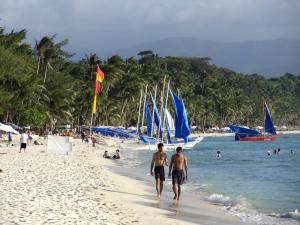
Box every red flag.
[92,65,105,113]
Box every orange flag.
[92,65,105,113]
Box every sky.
[0,0,299,58]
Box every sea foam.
[207,193,235,206]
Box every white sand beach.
[0,138,252,225]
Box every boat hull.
[119,136,204,151]
[238,135,277,141]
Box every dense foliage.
[0,27,299,129]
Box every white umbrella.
[0,123,20,135]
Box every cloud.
[0,0,299,56]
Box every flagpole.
[90,113,94,136]
[90,63,99,136]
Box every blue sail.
[228,125,259,135]
[145,102,152,137]
[171,91,183,138]
[170,91,190,143]
[150,94,162,136]
[264,103,276,135]
[180,98,190,143]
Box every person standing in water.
[168,147,188,201]
[217,150,221,158]
[150,143,168,199]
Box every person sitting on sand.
[150,143,168,199]
[168,147,188,201]
[33,140,43,145]
[112,149,121,159]
[103,150,111,159]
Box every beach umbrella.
[0,123,20,135]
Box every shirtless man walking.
[150,143,168,198]
[168,147,188,201]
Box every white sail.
[165,108,175,131]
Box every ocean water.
[125,133,300,223]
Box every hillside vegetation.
[1,28,299,129]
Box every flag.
[92,65,105,113]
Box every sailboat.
[130,83,203,150]
[228,101,277,141]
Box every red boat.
[229,102,277,141]
[239,135,277,141]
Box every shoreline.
[102,155,251,225]
[108,148,300,225]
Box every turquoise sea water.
[188,134,300,214]
[130,134,300,222]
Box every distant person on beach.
[33,140,43,145]
[277,148,281,154]
[28,130,33,144]
[81,131,85,142]
[217,151,221,158]
[91,133,96,147]
[8,132,12,145]
[168,147,188,201]
[273,149,277,155]
[291,149,294,154]
[103,150,111,159]
[267,151,271,156]
[19,131,29,153]
[112,149,121,159]
[150,143,168,199]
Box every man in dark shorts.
[168,147,188,201]
[19,131,29,153]
[150,143,168,199]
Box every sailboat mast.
[151,85,157,137]
[262,100,265,135]
[136,89,143,134]
[141,85,148,135]
[161,81,170,143]
[159,76,166,137]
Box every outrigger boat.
[229,101,277,141]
